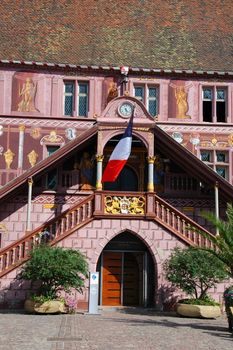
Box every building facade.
[0,1,232,309]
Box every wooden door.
[102,252,122,306]
[123,253,140,306]
[102,252,143,306]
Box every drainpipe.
[96,155,104,190]
[26,177,33,232]
[215,181,219,235]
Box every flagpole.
[101,104,135,183]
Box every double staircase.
[0,192,215,278]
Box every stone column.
[18,124,25,170]
[147,156,156,192]
[26,177,33,232]
[96,155,104,190]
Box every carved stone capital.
[147,156,156,164]
[96,155,104,162]
[28,177,33,185]
[19,124,26,132]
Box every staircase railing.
[94,191,215,247]
[152,193,215,247]
[0,191,215,278]
[0,194,94,277]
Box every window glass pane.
[47,146,60,157]
[64,96,73,116]
[79,83,88,94]
[148,87,157,97]
[47,169,57,190]
[216,152,227,163]
[203,88,212,100]
[148,87,157,116]
[64,82,74,116]
[216,89,225,101]
[148,99,157,116]
[216,167,226,178]
[65,82,74,94]
[78,83,88,116]
[201,151,212,162]
[79,96,87,116]
[134,86,144,101]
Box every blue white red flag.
[102,114,134,183]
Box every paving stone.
[0,309,232,349]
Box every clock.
[118,102,134,118]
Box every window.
[134,85,158,117]
[200,150,229,180]
[64,81,89,117]
[47,169,58,190]
[202,87,227,123]
[46,145,60,157]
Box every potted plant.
[164,247,228,318]
[18,244,88,314]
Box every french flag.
[102,114,134,183]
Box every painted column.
[26,178,33,232]
[147,156,156,192]
[96,155,104,190]
[215,181,219,235]
[18,124,25,170]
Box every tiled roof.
[0,1,233,72]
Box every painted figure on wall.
[18,78,37,112]
[175,86,190,119]
[4,149,15,169]
[27,150,38,167]
[107,82,118,104]
[79,152,95,190]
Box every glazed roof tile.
[0,0,232,72]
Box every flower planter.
[24,299,67,314]
[176,303,221,319]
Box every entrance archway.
[97,231,155,307]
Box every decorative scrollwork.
[105,195,145,215]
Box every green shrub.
[164,247,227,300]
[179,296,220,306]
[18,245,89,299]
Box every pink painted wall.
[1,217,231,310]
[0,194,87,249]
[0,68,231,123]
[0,68,232,187]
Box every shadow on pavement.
[98,309,233,341]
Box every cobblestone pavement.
[0,309,232,350]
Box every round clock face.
[118,102,133,118]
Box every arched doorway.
[97,232,155,307]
